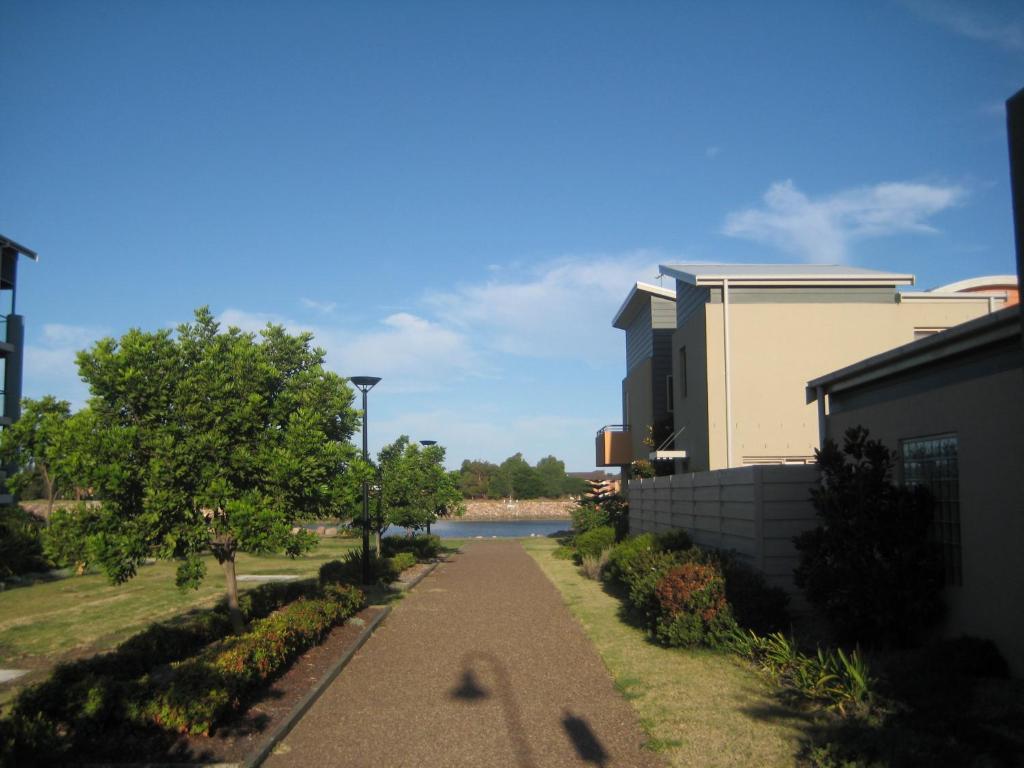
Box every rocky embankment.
[460,498,574,520]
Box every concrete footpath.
[265,540,662,768]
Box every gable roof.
[659,263,914,287]
[612,281,675,330]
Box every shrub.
[619,548,682,629]
[574,525,615,559]
[137,584,364,735]
[654,528,692,553]
[41,503,101,574]
[382,534,443,560]
[571,494,629,540]
[713,552,790,635]
[605,533,657,584]
[727,629,874,715]
[319,559,348,585]
[653,562,737,648]
[0,506,48,578]
[389,551,417,575]
[580,548,611,581]
[794,427,944,647]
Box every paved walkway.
[266,541,662,768]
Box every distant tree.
[535,455,566,498]
[458,459,498,499]
[0,396,73,518]
[500,453,544,499]
[73,308,361,632]
[793,426,944,647]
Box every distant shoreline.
[459,498,575,521]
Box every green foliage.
[373,437,464,538]
[138,585,364,735]
[571,493,629,540]
[458,453,585,499]
[726,629,875,715]
[318,558,348,586]
[1,578,326,760]
[381,534,442,561]
[68,308,360,627]
[580,548,611,580]
[653,561,737,648]
[794,426,944,647]
[574,525,615,559]
[630,458,655,479]
[389,551,417,573]
[0,505,48,578]
[0,396,73,509]
[41,503,101,573]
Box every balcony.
[595,424,632,467]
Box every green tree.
[0,396,76,518]
[535,455,567,498]
[458,459,498,498]
[499,453,544,499]
[373,437,464,548]
[793,426,944,647]
[73,308,361,632]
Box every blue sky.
[1,0,1021,471]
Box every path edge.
[243,559,440,768]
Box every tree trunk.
[42,467,55,523]
[374,530,382,557]
[221,556,244,634]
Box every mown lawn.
[0,537,361,671]
[522,537,808,768]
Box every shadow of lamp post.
[350,376,381,585]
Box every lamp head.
[350,376,382,392]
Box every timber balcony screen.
[595,425,632,467]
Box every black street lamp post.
[351,376,381,585]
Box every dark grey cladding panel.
[625,309,653,373]
[676,282,710,328]
[708,286,898,304]
[652,329,674,420]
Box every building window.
[679,346,688,398]
[901,434,961,586]
[666,375,674,413]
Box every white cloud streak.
[424,252,662,363]
[722,179,965,263]
[903,0,1024,51]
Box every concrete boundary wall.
[627,465,820,595]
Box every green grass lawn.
[522,537,808,768]
[0,537,361,669]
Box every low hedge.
[2,581,361,761]
[137,584,365,734]
[381,534,442,560]
[320,549,419,587]
[574,525,615,559]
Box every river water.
[386,519,571,539]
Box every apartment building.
[598,264,1009,473]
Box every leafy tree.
[73,308,360,632]
[535,455,567,498]
[458,459,498,499]
[0,396,73,517]
[373,437,464,549]
[793,426,944,647]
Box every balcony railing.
[595,424,632,467]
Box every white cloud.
[300,297,337,315]
[215,308,480,394]
[722,179,965,262]
[424,252,662,363]
[23,323,109,408]
[903,0,1024,51]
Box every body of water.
[387,519,571,539]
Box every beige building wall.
[670,310,710,471]
[823,359,1024,675]
[622,358,654,462]
[678,298,997,471]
